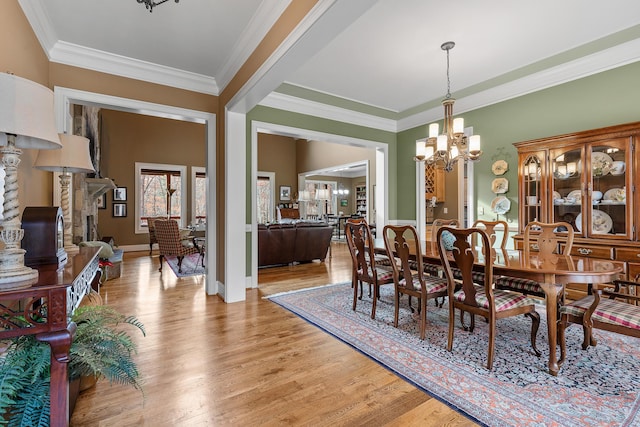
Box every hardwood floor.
[70,242,476,426]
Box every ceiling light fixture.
[415,41,482,172]
[137,0,179,13]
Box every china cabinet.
[515,121,639,283]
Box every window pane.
[195,173,206,221]
[141,173,167,219]
[257,177,271,223]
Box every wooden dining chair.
[496,220,574,298]
[452,219,509,286]
[345,219,394,319]
[382,225,448,340]
[423,219,460,276]
[558,278,640,369]
[472,220,509,249]
[437,226,541,370]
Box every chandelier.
[415,41,481,172]
[137,0,179,12]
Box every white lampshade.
[34,134,95,173]
[0,73,61,150]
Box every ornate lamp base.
[0,247,38,289]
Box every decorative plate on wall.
[491,178,508,194]
[491,196,511,214]
[491,160,508,176]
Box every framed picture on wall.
[280,185,291,201]
[113,187,127,201]
[97,193,106,209]
[113,203,127,217]
[340,199,348,207]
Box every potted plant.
[0,305,145,425]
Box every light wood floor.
[70,242,476,426]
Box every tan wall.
[257,134,298,205]
[296,140,377,176]
[97,110,205,246]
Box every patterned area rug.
[164,253,205,277]
[268,282,640,427]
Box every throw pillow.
[440,230,456,251]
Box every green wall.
[397,60,640,222]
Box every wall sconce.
[0,73,62,288]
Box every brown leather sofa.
[258,222,333,267]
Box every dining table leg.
[539,280,564,376]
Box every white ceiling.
[19,0,640,129]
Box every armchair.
[154,219,199,273]
[146,216,166,255]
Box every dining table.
[373,238,623,376]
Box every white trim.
[53,86,218,296]
[226,110,248,301]
[191,166,206,225]
[135,162,188,233]
[51,41,218,95]
[259,92,397,132]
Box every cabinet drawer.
[567,245,614,259]
[615,248,640,263]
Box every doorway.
[250,121,388,288]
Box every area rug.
[268,282,640,427]
[164,253,205,277]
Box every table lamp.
[0,73,62,289]
[34,133,95,250]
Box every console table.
[0,246,100,426]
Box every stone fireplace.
[71,105,115,243]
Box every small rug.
[164,253,205,277]
[268,282,640,427]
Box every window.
[304,180,336,217]
[256,171,275,224]
[135,162,187,233]
[192,167,206,224]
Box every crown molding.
[50,41,218,94]
[259,92,397,132]
[19,0,218,94]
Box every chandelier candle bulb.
[429,123,439,138]
[453,118,464,134]
[416,141,426,160]
[437,135,448,152]
[425,146,435,160]
[469,135,481,153]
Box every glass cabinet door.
[588,138,631,239]
[550,146,583,234]
[522,155,542,225]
